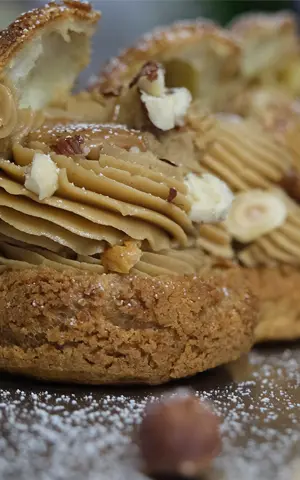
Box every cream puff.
[230,11,299,87]
[95,20,242,112]
[0,3,257,384]
[0,0,100,155]
[94,38,300,343]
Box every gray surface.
[1,346,300,480]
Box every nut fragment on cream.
[141,88,192,131]
[102,240,142,273]
[25,152,59,201]
[137,62,166,97]
[137,62,192,131]
[185,173,234,223]
[225,190,287,243]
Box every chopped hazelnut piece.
[226,190,287,243]
[52,135,85,156]
[141,88,192,131]
[130,61,192,131]
[133,61,166,97]
[167,187,177,203]
[185,173,234,223]
[102,240,142,273]
[25,152,59,201]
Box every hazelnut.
[102,240,142,273]
[167,187,177,203]
[138,389,221,477]
[131,61,191,131]
[138,62,166,97]
[130,61,165,97]
[185,173,234,224]
[140,88,192,131]
[279,167,300,204]
[25,152,59,201]
[52,134,85,156]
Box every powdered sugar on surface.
[0,347,299,480]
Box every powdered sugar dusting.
[0,347,299,480]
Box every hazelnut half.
[138,389,221,477]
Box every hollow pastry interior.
[0,0,103,158]
[0,1,99,111]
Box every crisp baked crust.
[0,267,257,384]
[245,266,300,342]
[230,11,296,37]
[0,0,100,117]
[0,0,100,74]
[97,20,240,93]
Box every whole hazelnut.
[138,389,221,477]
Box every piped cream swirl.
[186,110,300,267]
[0,238,221,277]
[201,117,292,191]
[0,123,205,275]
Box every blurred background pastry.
[0,0,292,89]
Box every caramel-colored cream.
[239,207,300,267]
[0,238,220,277]
[201,117,292,191]
[0,84,17,140]
[183,111,300,268]
[0,81,45,156]
[0,123,210,273]
[197,223,234,259]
